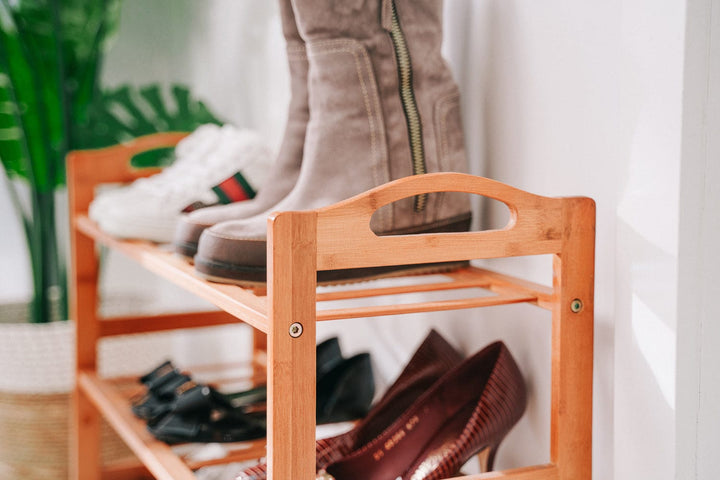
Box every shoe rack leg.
[69,230,102,480]
[551,198,595,480]
[68,156,102,480]
[266,211,317,480]
[253,326,268,385]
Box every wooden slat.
[102,458,152,480]
[107,362,263,389]
[99,310,245,337]
[315,277,490,302]
[316,292,537,321]
[314,173,566,270]
[75,216,269,333]
[78,372,197,480]
[457,464,558,479]
[184,444,267,470]
[462,267,555,311]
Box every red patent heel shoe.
[238,330,464,480]
[317,341,526,480]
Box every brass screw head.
[571,299,583,313]
[289,322,303,338]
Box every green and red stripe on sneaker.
[182,171,256,213]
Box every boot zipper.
[388,0,427,212]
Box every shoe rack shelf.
[68,134,595,480]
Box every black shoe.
[317,352,375,424]
[133,337,344,422]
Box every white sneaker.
[90,125,272,243]
[88,124,224,221]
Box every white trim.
[676,0,720,477]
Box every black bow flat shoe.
[147,408,267,444]
[132,337,344,421]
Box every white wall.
[0,0,716,478]
[676,0,720,477]
[479,1,624,474]
[614,1,685,478]
[0,178,32,304]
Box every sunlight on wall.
[631,294,676,409]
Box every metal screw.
[289,322,303,338]
[570,299,583,313]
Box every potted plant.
[1,0,221,324]
[0,2,222,476]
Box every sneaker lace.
[131,159,219,200]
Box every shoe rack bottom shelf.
[77,372,268,480]
[78,371,561,480]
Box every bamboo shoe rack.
[67,133,595,480]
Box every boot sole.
[194,213,472,288]
[174,241,199,260]
[195,260,470,288]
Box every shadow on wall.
[102,0,284,145]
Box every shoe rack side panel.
[266,210,318,480]
[551,197,596,480]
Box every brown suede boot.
[195,0,472,285]
[172,0,309,258]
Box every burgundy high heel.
[238,330,464,480]
[317,341,527,480]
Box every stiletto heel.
[477,446,492,473]
[477,438,503,473]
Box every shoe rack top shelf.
[74,212,553,335]
[74,214,270,332]
[68,134,595,480]
[69,134,567,335]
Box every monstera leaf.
[75,84,223,167]
[0,0,122,189]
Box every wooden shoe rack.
[67,134,595,480]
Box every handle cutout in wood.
[369,191,511,236]
[313,173,569,270]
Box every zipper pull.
[380,0,394,31]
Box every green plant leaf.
[0,0,123,322]
[63,0,123,156]
[1,1,224,323]
[130,147,176,169]
[0,70,29,180]
[5,0,66,191]
[0,0,51,190]
[73,83,224,153]
[0,0,123,190]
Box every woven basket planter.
[0,313,172,479]
[0,391,132,478]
